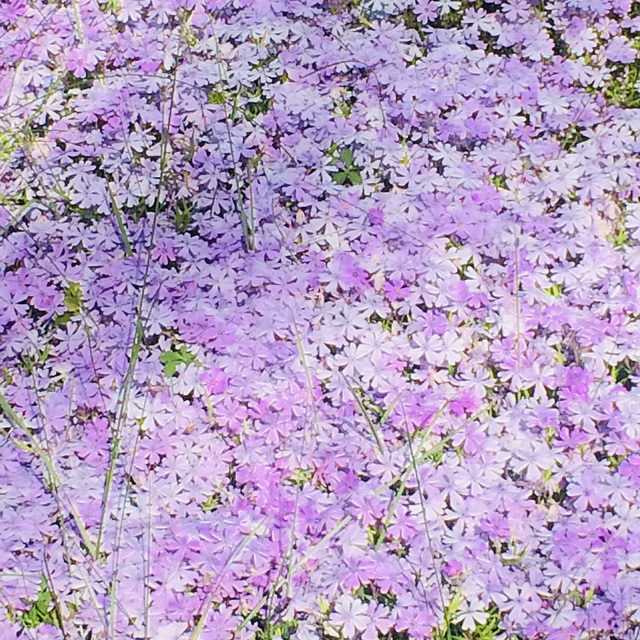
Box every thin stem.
[400,399,450,640]
[514,231,522,375]
[213,33,255,251]
[96,54,181,559]
[0,391,97,557]
[190,525,262,640]
[374,399,453,552]
[341,373,386,453]
[233,516,352,638]
[106,181,133,257]
[72,0,85,43]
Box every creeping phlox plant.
[2,0,640,639]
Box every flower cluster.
[1,0,640,639]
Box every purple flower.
[369,207,384,226]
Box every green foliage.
[458,260,474,281]
[559,122,587,151]
[432,590,464,640]
[333,147,362,185]
[445,235,462,249]
[208,89,226,105]
[243,85,273,122]
[544,283,562,299]
[465,607,501,640]
[174,198,193,234]
[353,583,398,608]
[19,345,52,376]
[368,311,393,332]
[2,367,14,385]
[488,174,506,189]
[201,494,221,512]
[289,467,313,488]
[0,130,16,162]
[608,454,625,471]
[611,358,638,390]
[428,1,468,29]
[21,576,58,629]
[514,387,533,402]
[64,282,83,314]
[424,441,445,466]
[402,8,425,39]
[366,523,386,547]
[160,345,197,376]
[569,585,595,608]
[611,227,630,249]
[65,71,96,93]
[328,0,355,14]
[604,54,640,109]
[256,619,298,640]
[126,199,150,223]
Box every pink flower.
[66,47,97,78]
[201,368,229,394]
[444,559,463,577]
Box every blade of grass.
[341,373,386,453]
[233,516,352,638]
[212,33,255,251]
[96,49,181,560]
[400,398,450,640]
[106,181,133,257]
[189,522,263,640]
[0,390,97,558]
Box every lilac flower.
[606,36,637,63]
[66,47,98,78]
[3,0,640,637]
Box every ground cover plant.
[2,0,640,638]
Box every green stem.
[0,391,97,557]
[213,34,255,251]
[190,526,261,640]
[342,374,386,452]
[106,181,132,257]
[233,516,351,637]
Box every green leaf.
[54,311,73,329]
[64,282,83,314]
[208,90,226,104]
[21,576,56,629]
[160,345,197,377]
[347,171,361,184]
[544,283,562,298]
[201,494,221,512]
[334,171,346,184]
[340,148,353,164]
[174,199,193,234]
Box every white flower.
[328,596,370,639]
[154,622,188,640]
[436,0,461,16]
[454,599,489,632]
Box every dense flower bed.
[2,0,640,639]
